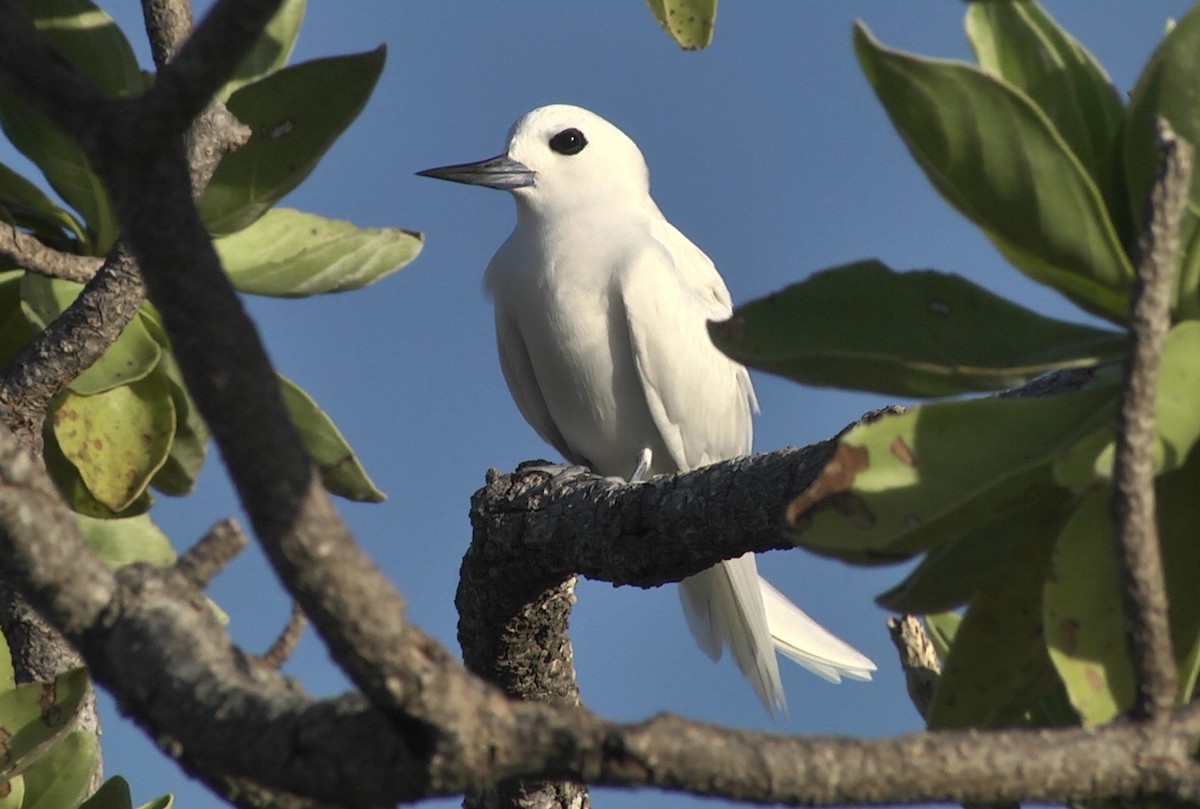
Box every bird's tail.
[679,553,786,716]
[679,554,876,717]
[758,576,877,684]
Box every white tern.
[419,104,875,715]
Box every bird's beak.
[416,154,535,191]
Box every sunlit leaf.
[0,775,23,809]
[924,612,961,664]
[644,0,716,49]
[42,429,152,519]
[965,1,1125,231]
[784,382,1118,564]
[220,0,306,98]
[0,669,89,780]
[1055,323,1200,486]
[19,729,96,809]
[1044,458,1200,725]
[0,631,13,693]
[215,208,421,297]
[76,513,176,570]
[199,48,386,235]
[52,375,176,512]
[710,261,1124,397]
[279,374,385,502]
[855,23,1133,322]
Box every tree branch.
[887,615,941,721]
[1112,117,1191,721]
[0,224,101,283]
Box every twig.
[1111,117,1191,721]
[0,244,145,454]
[0,224,101,283]
[887,615,941,721]
[176,518,249,588]
[256,601,308,670]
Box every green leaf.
[878,493,1072,614]
[21,276,162,395]
[1043,489,1133,724]
[0,630,13,694]
[1044,459,1200,725]
[149,351,209,496]
[14,0,142,97]
[215,208,422,297]
[855,23,1134,323]
[52,375,176,512]
[137,796,173,809]
[709,261,1124,397]
[644,0,716,49]
[0,775,23,809]
[220,0,306,98]
[0,90,116,253]
[76,513,176,570]
[784,381,1118,564]
[79,777,132,809]
[1123,5,1200,318]
[1123,4,1200,233]
[0,0,137,257]
[199,48,386,235]
[279,374,385,502]
[19,729,96,809]
[927,506,1064,729]
[924,612,961,663]
[965,1,1125,229]
[0,162,87,247]
[1055,323,1200,487]
[0,669,89,780]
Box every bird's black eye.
[549,128,587,156]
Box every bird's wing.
[492,311,578,464]
[678,554,786,716]
[618,220,756,472]
[758,576,877,683]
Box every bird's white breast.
[485,206,673,478]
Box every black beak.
[416,154,535,190]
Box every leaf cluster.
[0,0,421,803]
[711,1,1200,732]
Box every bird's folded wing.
[493,312,577,464]
[618,233,755,471]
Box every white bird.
[419,104,875,715]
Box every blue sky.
[1,2,1193,806]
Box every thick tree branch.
[1113,117,1191,721]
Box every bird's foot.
[516,461,594,486]
[628,447,653,483]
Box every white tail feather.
[679,553,786,715]
[758,576,877,683]
[679,557,877,716]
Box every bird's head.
[417,104,652,213]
